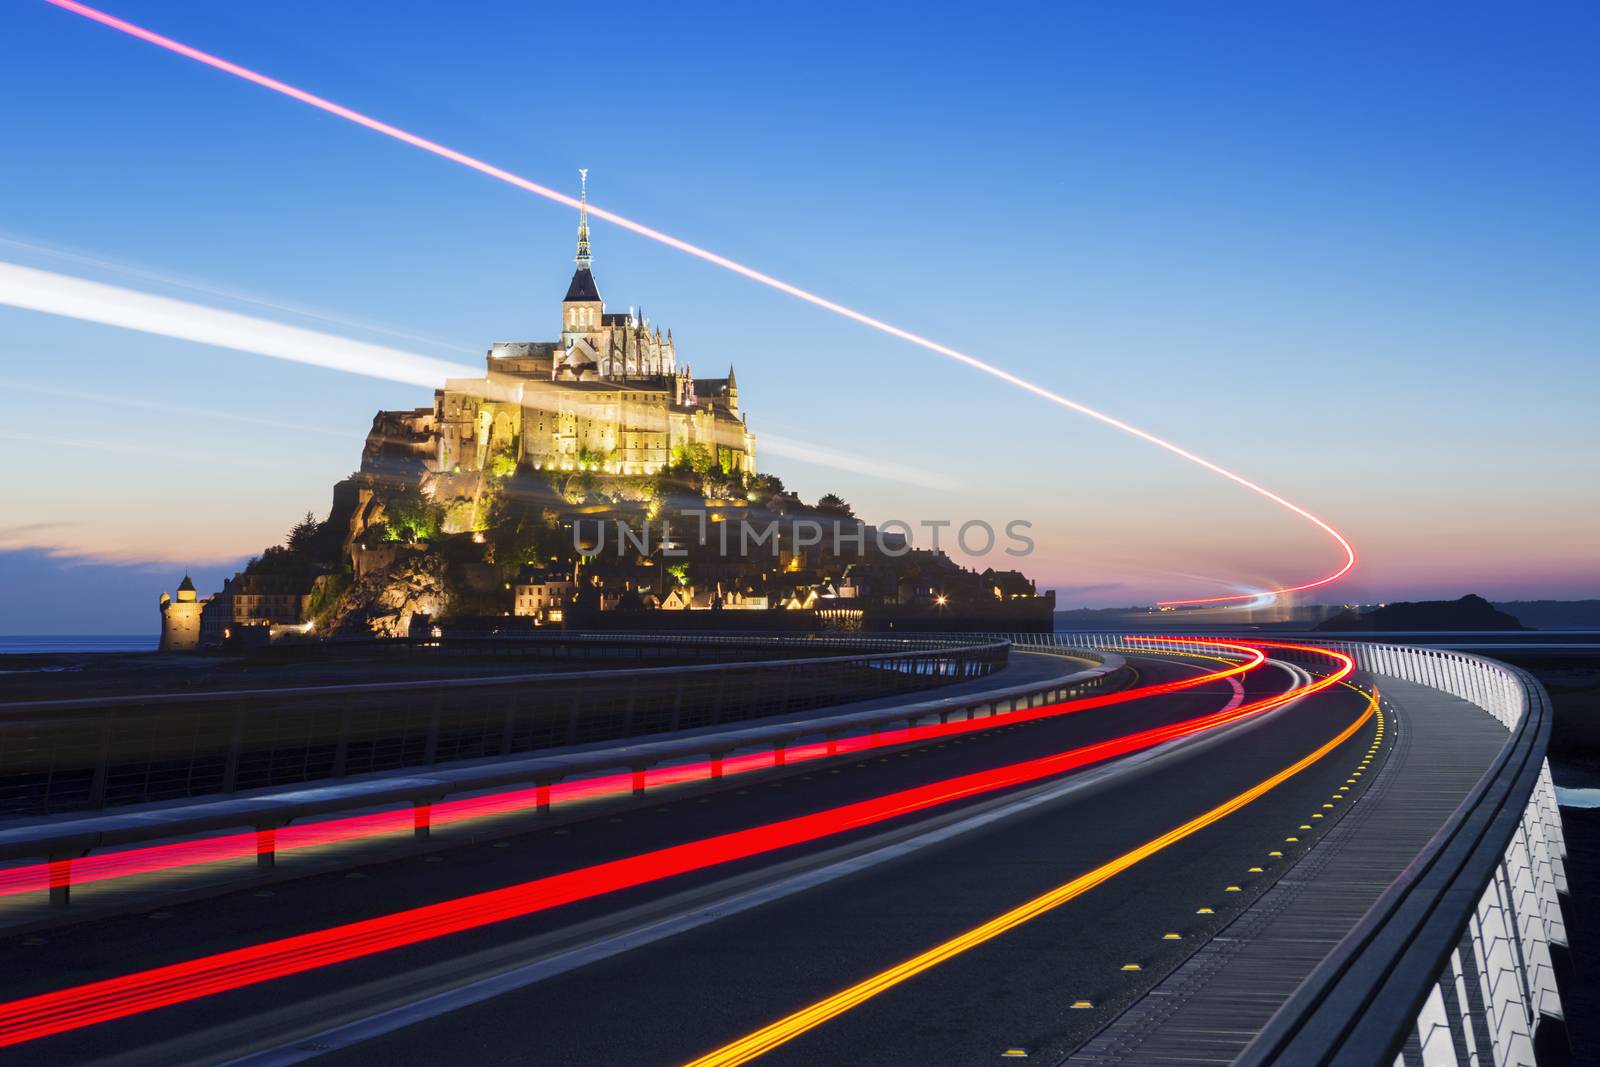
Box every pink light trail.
[0,641,1261,899]
[40,0,1356,606]
[0,642,1344,1050]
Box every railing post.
[566,690,582,746]
[256,824,279,870]
[221,708,246,794]
[500,689,519,756]
[87,713,112,810]
[48,850,85,909]
[622,686,638,740]
[423,689,443,766]
[331,698,353,779]
[668,680,685,732]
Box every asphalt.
[0,651,1377,1066]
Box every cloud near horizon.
[0,521,251,570]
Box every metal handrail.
[0,639,1009,716]
[0,638,1012,815]
[0,650,1123,859]
[0,645,1136,911]
[1235,644,1559,1066]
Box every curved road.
[0,648,1380,1066]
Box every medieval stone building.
[364,173,755,481]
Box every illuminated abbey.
[367,173,755,480]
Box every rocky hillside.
[321,551,447,638]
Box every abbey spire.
[563,169,602,308]
[574,167,592,270]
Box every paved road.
[0,650,1377,1066]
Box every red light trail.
[39,0,1356,607]
[0,642,1350,1049]
[0,641,1260,899]
[687,677,1380,1065]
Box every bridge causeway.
[1068,676,1517,1065]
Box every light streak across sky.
[0,261,961,490]
[0,260,476,389]
[0,232,481,357]
[0,641,1349,1050]
[40,0,1356,607]
[759,434,960,491]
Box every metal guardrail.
[1236,642,1568,1067]
[7,632,1563,1057]
[0,637,1010,816]
[0,641,1133,910]
[253,631,993,662]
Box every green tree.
[286,511,321,555]
[306,572,351,624]
[487,451,518,479]
[702,466,739,500]
[670,442,713,475]
[816,493,854,517]
[385,488,443,542]
[746,472,785,505]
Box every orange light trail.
[39,0,1355,606]
[0,641,1259,899]
[0,642,1346,1049]
[685,677,1379,1066]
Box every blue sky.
[2,0,1597,633]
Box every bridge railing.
[0,640,1143,913]
[1236,641,1567,1067]
[253,631,992,663]
[0,637,1010,816]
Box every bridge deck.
[1065,675,1510,1065]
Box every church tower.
[560,169,604,348]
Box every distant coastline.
[0,635,156,654]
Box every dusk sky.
[2,0,1597,633]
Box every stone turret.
[159,574,205,651]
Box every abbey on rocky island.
[364,172,756,481]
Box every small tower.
[725,364,739,417]
[159,574,204,652]
[560,169,604,347]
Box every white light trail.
[0,262,948,488]
[760,434,959,491]
[0,260,476,388]
[0,232,480,357]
